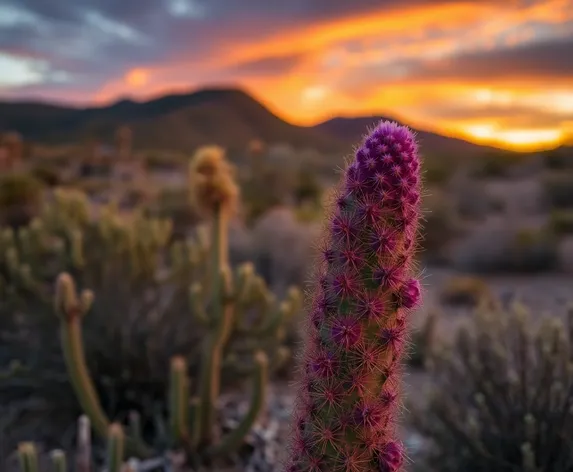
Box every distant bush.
[412,304,573,472]
[471,152,519,179]
[439,275,493,307]
[423,156,457,185]
[408,312,438,369]
[250,207,319,291]
[543,148,573,170]
[242,167,293,225]
[452,225,559,273]
[454,181,500,220]
[143,153,184,172]
[78,162,112,178]
[543,173,573,209]
[293,168,322,205]
[0,173,44,228]
[147,187,200,241]
[30,165,61,187]
[549,209,573,235]
[420,192,461,262]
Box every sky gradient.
[1,0,572,150]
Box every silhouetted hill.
[314,116,503,157]
[0,87,510,156]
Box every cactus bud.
[188,146,239,216]
[55,272,79,319]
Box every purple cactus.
[286,121,422,471]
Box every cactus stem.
[206,351,268,457]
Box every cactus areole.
[286,121,422,472]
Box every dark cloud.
[221,53,308,78]
[426,103,573,127]
[0,0,571,106]
[412,36,573,80]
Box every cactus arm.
[197,266,235,446]
[169,356,190,446]
[189,283,210,326]
[206,351,268,457]
[107,424,124,472]
[55,274,152,459]
[50,450,67,472]
[17,443,38,472]
[188,396,201,449]
[59,312,110,437]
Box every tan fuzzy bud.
[170,355,187,372]
[80,289,94,314]
[188,146,239,215]
[55,272,79,319]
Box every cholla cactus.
[16,418,124,472]
[286,121,423,472]
[27,146,300,466]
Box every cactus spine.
[286,121,423,472]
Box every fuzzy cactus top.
[286,121,422,472]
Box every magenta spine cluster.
[286,121,422,472]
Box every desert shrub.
[471,151,519,179]
[408,312,438,369]
[30,165,61,187]
[143,153,183,172]
[420,192,461,262]
[0,173,44,228]
[453,180,499,220]
[439,275,493,307]
[146,187,200,241]
[543,148,573,170]
[412,303,573,472]
[250,206,319,292]
[293,167,322,205]
[452,225,559,273]
[423,155,457,185]
[241,167,294,225]
[78,162,112,178]
[70,177,111,198]
[543,173,573,209]
[550,209,573,235]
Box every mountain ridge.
[0,86,519,156]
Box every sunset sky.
[1,0,572,150]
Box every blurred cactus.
[286,121,423,471]
[439,275,493,307]
[16,419,126,472]
[412,302,573,472]
[2,131,24,167]
[4,145,300,466]
[0,152,300,460]
[408,311,438,369]
[116,126,133,161]
[0,173,44,228]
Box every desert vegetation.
[1,118,572,472]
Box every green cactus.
[16,422,129,472]
[52,265,282,463]
[0,180,299,457]
[15,146,301,466]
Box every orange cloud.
[86,0,573,151]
